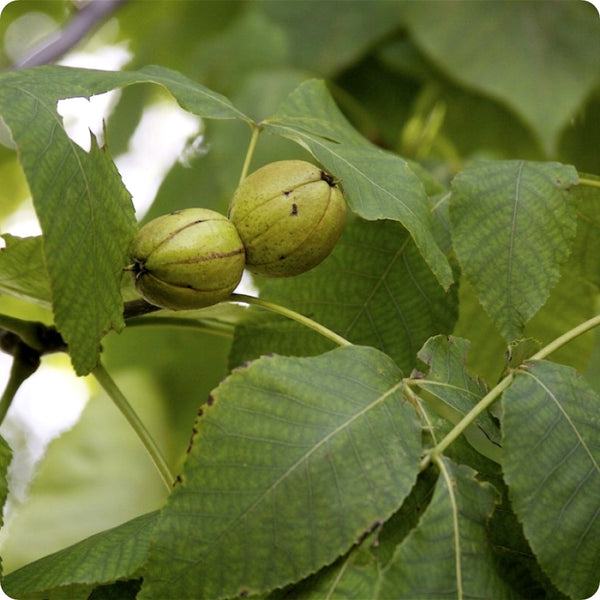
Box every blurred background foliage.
[0,0,599,575]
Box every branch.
[0,340,41,424]
[12,0,129,70]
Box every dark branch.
[13,0,129,70]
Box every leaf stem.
[530,314,600,361]
[420,374,513,471]
[578,177,600,189]
[92,363,174,491]
[230,293,352,347]
[238,124,261,185]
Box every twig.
[0,341,41,425]
[12,0,129,70]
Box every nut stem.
[239,124,262,185]
[230,293,351,347]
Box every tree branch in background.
[12,0,128,70]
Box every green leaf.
[526,267,598,372]
[559,92,600,173]
[403,1,600,154]
[262,1,402,76]
[263,79,453,289]
[230,217,458,374]
[0,235,51,304]
[0,64,249,374]
[0,151,31,222]
[379,458,516,599]
[415,335,501,454]
[140,345,422,599]
[502,360,600,599]
[2,511,158,600]
[450,160,578,342]
[570,174,600,289]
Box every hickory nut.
[228,160,346,277]
[129,208,245,310]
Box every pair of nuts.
[129,160,346,310]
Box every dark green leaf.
[502,360,600,598]
[231,217,458,374]
[570,174,600,289]
[0,235,51,304]
[263,79,453,289]
[379,458,515,599]
[140,345,422,599]
[2,511,158,600]
[450,160,578,342]
[559,92,600,173]
[487,476,570,600]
